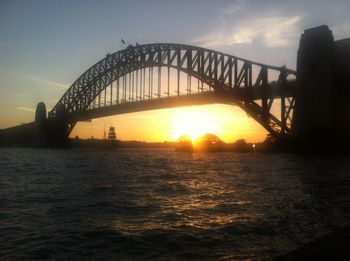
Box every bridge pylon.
[291,25,350,146]
[46,104,70,147]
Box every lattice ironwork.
[49,43,296,138]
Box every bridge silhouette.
[1,25,349,147]
[50,43,296,138]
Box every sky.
[1,0,349,142]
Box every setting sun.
[69,104,269,143]
[171,109,221,141]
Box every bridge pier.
[46,104,70,147]
[34,102,48,146]
[0,102,70,147]
[291,25,350,147]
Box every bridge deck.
[70,82,295,121]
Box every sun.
[171,109,221,141]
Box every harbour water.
[0,148,349,260]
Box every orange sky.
[70,104,268,143]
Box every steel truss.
[49,44,296,138]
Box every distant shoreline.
[67,138,350,155]
[2,137,350,155]
[68,137,258,152]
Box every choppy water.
[0,148,350,260]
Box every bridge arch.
[49,43,296,138]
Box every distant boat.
[108,126,117,140]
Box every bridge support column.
[291,25,350,146]
[34,102,48,146]
[34,102,70,147]
[47,104,70,147]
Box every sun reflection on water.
[111,172,258,233]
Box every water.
[0,148,349,260]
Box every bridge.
[1,25,349,147]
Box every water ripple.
[0,148,350,260]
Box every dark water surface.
[0,148,349,260]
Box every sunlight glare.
[171,109,221,141]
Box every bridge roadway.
[68,81,296,122]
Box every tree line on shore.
[70,133,284,153]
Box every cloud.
[25,74,68,89]
[192,11,301,48]
[16,107,35,113]
[0,69,68,90]
[332,23,350,40]
[233,15,301,47]
[218,0,246,16]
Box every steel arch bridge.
[48,43,296,139]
